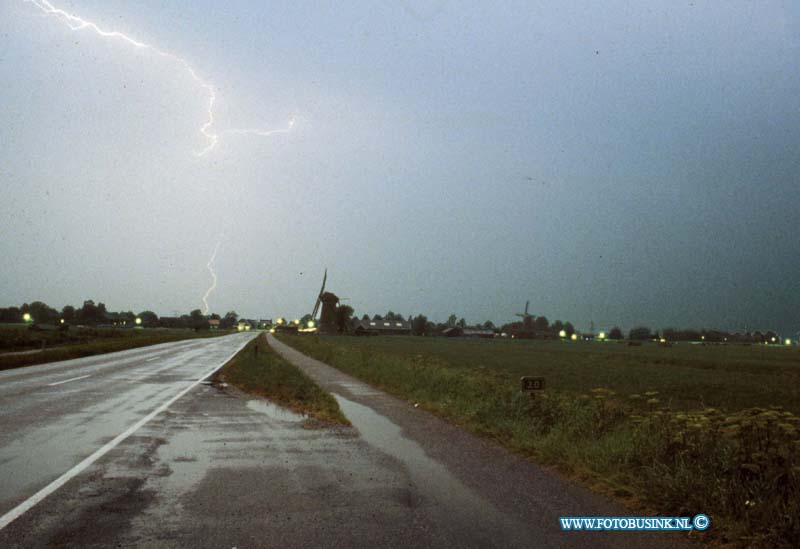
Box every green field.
[282,336,800,413]
[278,334,800,545]
[219,334,348,426]
[0,325,230,370]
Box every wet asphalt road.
[0,333,255,526]
[0,333,694,547]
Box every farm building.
[237,319,256,331]
[353,318,412,336]
[442,327,495,339]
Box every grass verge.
[0,328,230,371]
[277,334,800,545]
[219,334,349,426]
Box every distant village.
[0,298,790,345]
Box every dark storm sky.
[1,1,798,335]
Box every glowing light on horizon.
[25,0,295,155]
[202,239,221,315]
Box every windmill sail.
[311,269,327,319]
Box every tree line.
[319,307,581,337]
[0,300,242,331]
[1,300,782,341]
[323,306,783,342]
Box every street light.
[135,317,142,326]
[293,319,300,325]
[786,339,792,346]
[598,331,606,341]
[570,333,578,341]
[22,313,32,323]
[307,320,315,329]
[276,318,284,325]
[558,329,566,338]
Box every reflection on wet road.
[0,333,255,528]
[334,393,524,539]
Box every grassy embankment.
[0,326,230,371]
[219,334,349,426]
[278,334,800,545]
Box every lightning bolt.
[25,0,295,156]
[202,239,222,315]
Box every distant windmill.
[516,300,534,332]
[311,269,339,333]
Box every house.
[208,319,221,330]
[237,319,255,331]
[462,328,495,339]
[442,326,494,338]
[353,318,412,336]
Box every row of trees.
[0,301,241,331]
[3,301,783,342]
[331,307,784,342]
[0,300,113,325]
[327,309,581,337]
[628,326,782,343]
[163,310,241,330]
[305,308,584,337]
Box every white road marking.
[46,375,90,387]
[0,334,254,531]
[145,356,161,362]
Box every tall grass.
[279,335,800,545]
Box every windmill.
[311,269,340,333]
[516,300,534,332]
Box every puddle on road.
[120,428,214,501]
[246,399,307,423]
[333,393,508,526]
